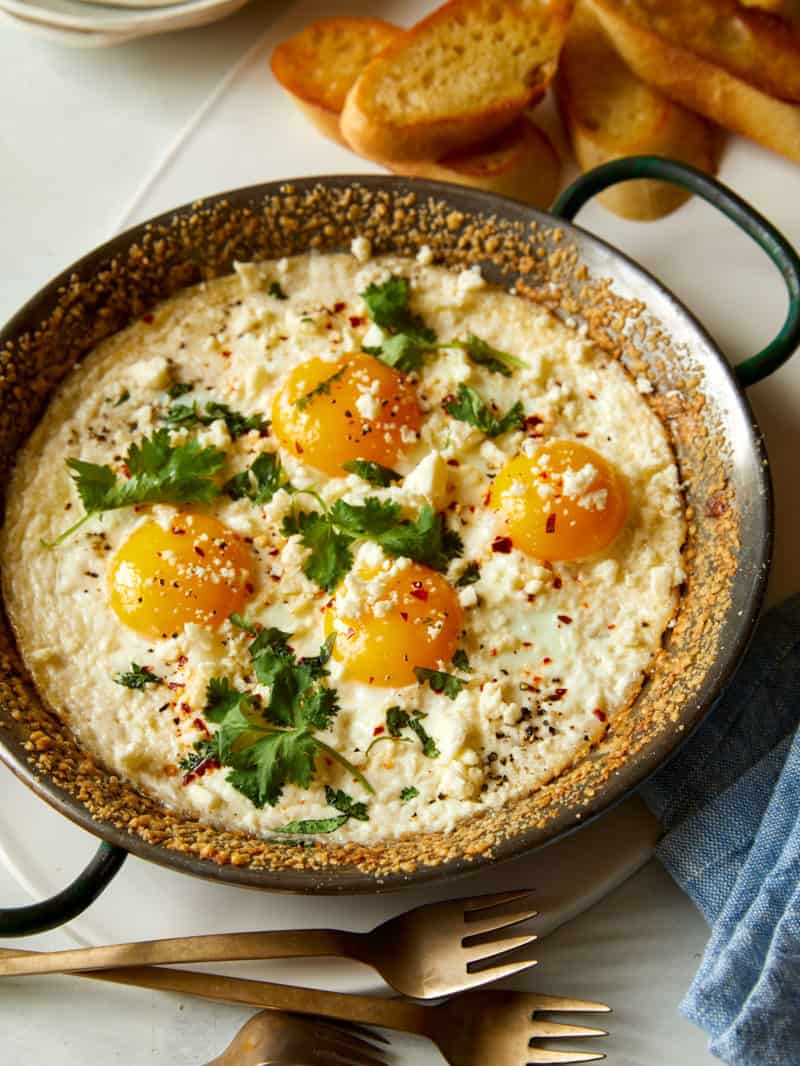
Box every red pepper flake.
[400,611,409,621]
[194,546,205,557]
[333,301,346,313]
[607,624,616,630]
[221,349,232,358]
[373,725,385,737]
[177,655,188,667]
[121,463,131,479]
[558,614,573,625]
[593,708,607,722]
[447,458,460,467]
[142,313,154,324]
[553,576,563,589]
[524,414,543,430]
[180,701,192,714]
[550,687,568,700]
[542,657,552,664]
[348,315,364,328]
[245,582,255,594]
[522,641,533,648]
[410,581,429,601]
[490,648,498,657]
[483,490,492,506]
[441,394,455,409]
[193,717,210,735]
[167,681,182,691]
[575,431,589,439]
[170,526,187,535]
[545,513,556,534]
[492,536,513,553]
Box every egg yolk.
[325,562,463,687]
[271,353,422,477]
[490,440,628,562]
[109,513,254,639]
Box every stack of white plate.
[0,0,250,47]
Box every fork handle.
[0,947,429,1034]
[0,928,361,977]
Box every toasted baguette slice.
[340,0,573,163]
[587,0,800,162]
[391,117,561,209]
[271,18,400,146]
[556,4,722,220]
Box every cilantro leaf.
[114,663,162,690]
[224,452,290,504]
[229,613,258,634]
[374,504,462,572]
[273,784,369,834]
[295,365,346,411]
[178,737,217,774]
[113,389,130,407]
[51,430,225,545]
[342,459,402,487]
[414,666,466,701]
[167,382,193,400]
[450,334,527,377]
[443,384,525,438]
[269,281,288,300]
[360,275,437,373]
[163,400,267,439]
[401,786,419,802]
[329,498,401,538]
[452,649,471,672]
[203,677,251,724]
[456,562,480,587]
[386,706,440,758]
[282,510,354,591]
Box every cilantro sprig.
[449,334,527,377]
[276,786,369,835]
[360,276,438,374]
[295,366,346,411]
[163,400,267,439]
[224,452,291,504]
[400,786,419,802]
[48,429,225,545]
[114,663,162,690]
[414,666,467,700]
[202,629,372,809]
[342,459,402,487]
[283,496,462,591]
[443,384,525,438]
[387,706,440,758]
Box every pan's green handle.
[551,155,800,387]
[0,841,126,937]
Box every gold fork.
[0,889,538,998]
[89,965,610,1065]
[204,1011,391,1066]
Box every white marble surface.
[1,1,799,1062]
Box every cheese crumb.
[351,236,372,263]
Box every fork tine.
[310,1018,390,1048]
[463,904,539,939]
[528,994,611,1014]
[464,932,538,964]
[530,1021,607,1039]
[527,1050,605,1064]
[462,889,535,912]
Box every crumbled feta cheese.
[636,374,654,394]
[351,236,372,263]
[560,463,597,498]
[416,244,433,266]
[402,451,447,507]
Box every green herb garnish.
[294,365,346,411]
[269,281,288,300]
[342,459,402,487]
[452,649,471,672]
[456,562,481,587]
[178,737,217,773]
[449,334,527,377]
[386,706,440,758]
[282,497,462,591]
[360,276,438,373]
[229,613,258,634]
[203,630,371,809]
[163,400,267,439]
[414,667,467,701]
[400,786,419,802]
[224,452,291,504]
[276,785,369,835]
[167,382,193,400]
[114,663,162,690]
[443,384,525,438]
[112,389,130,407]
[48,430,225,545]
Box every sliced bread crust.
[271,18,400,146]
[557,4,722,219]
[340,0,573,163]
[390,117,561,209]
[587,0,800,162]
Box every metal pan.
[1,157,798,932]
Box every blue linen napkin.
[640,594,800,1066]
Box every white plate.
[0,0,248,33]
[0,7,136,42]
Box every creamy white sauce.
[1,253,685,843]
